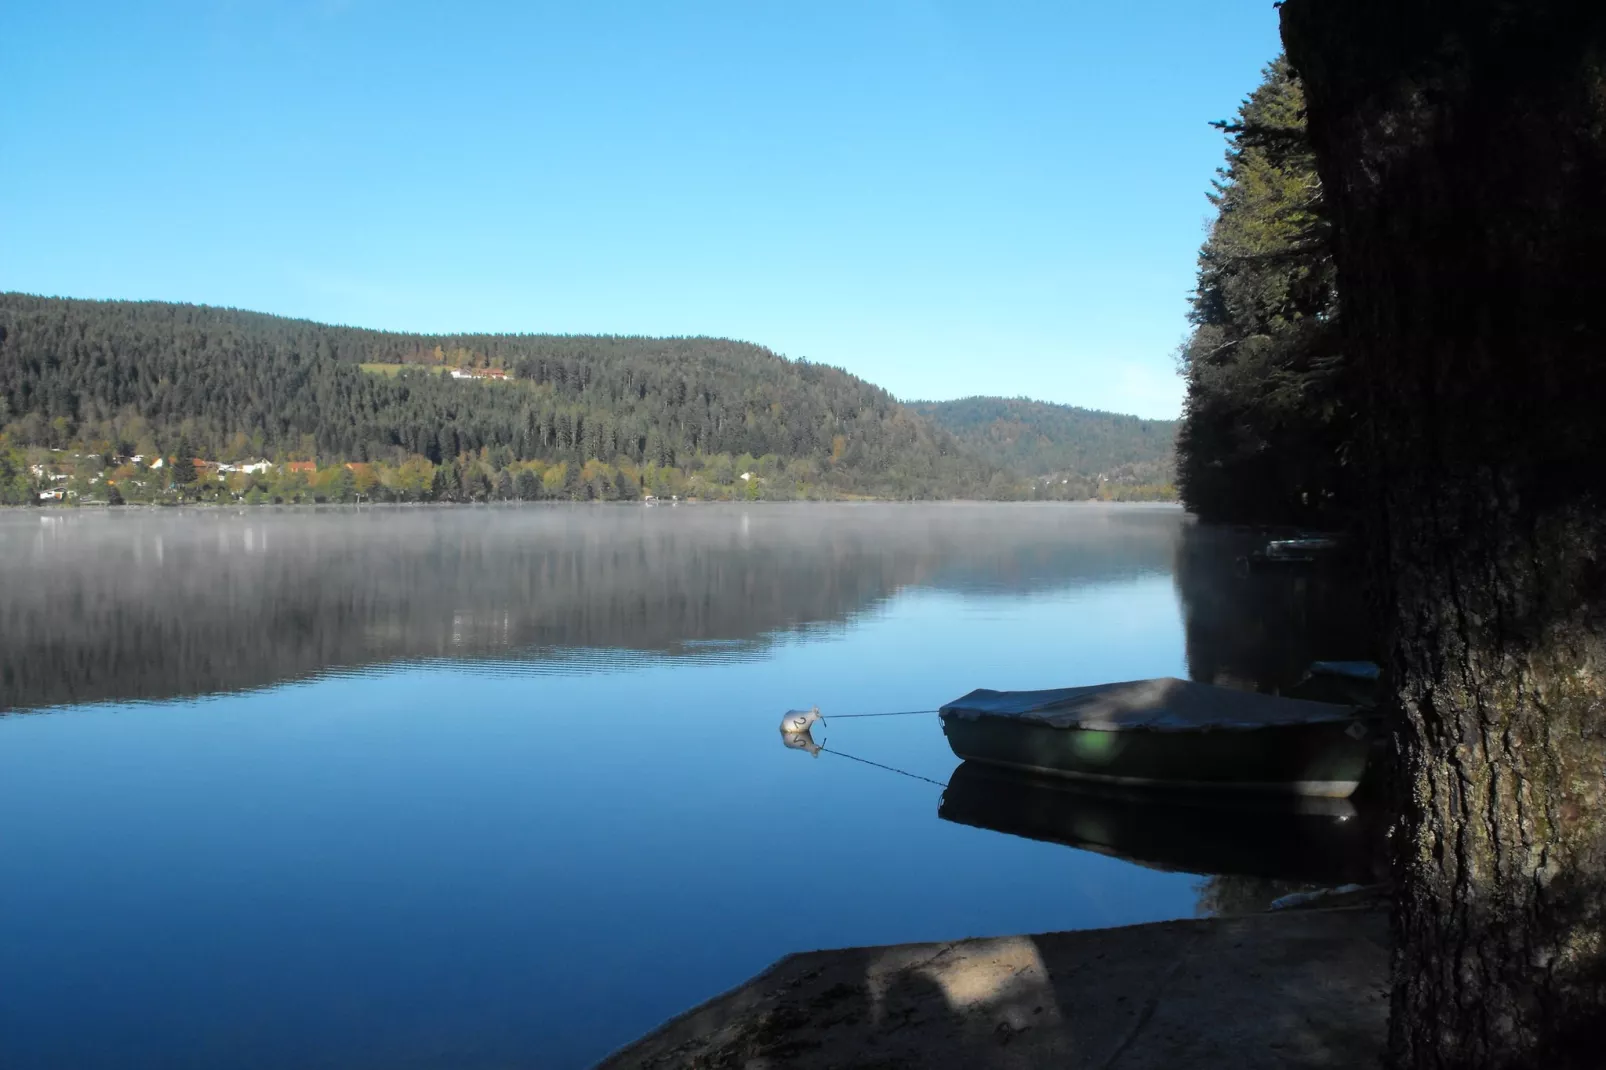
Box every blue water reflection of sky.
[1,573,1196,1069]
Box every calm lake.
[0,503,1373,1069]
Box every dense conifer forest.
[1175,57,1353,527]
[0,294,999,502]
[0,294,1179,505]
[914,396,1176,498]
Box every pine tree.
[514,469,540,501]
[1283,0,1606,1063]
[1176,57,1350,526]
[172,439,197,485]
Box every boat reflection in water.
[938,760,1382,886]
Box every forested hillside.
[914,396,1176,499]
[0,294,996,500]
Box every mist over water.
[0,503,1369,1069]
[0,503,1182,712]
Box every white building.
[218,459,273,475]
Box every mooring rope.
[824,708,941,719]
[820,745,950,789]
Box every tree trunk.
[1280,2,1606,1066]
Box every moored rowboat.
[1244,533,1347,570]
[939,677,1375,798]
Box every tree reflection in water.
[0,502,1185,712]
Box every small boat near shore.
[939,677,1375,798]
[1245,534,1346,570]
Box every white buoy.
[780,707,824,733]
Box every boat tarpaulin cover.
[940,677,1358,732]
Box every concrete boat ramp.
[599,906,1388,1069]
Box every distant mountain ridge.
[912,396,1177,484]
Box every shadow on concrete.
[597,908,1389,1069]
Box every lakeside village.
[18,449,744,505]
[5,445,1175,507]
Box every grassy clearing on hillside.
[359,363,447,376]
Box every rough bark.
[1280,2,1606,1066]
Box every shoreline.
[599,905,1388,1069]
[4,498,1184,512]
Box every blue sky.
[2,2,1281,419]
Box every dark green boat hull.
[940,713,1373,797]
